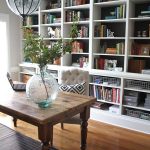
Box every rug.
[0,123,41,150]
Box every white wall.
[0,0,22,79]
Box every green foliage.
[23,28,50,68]
[69,14,79,38]
[23,16,78,69]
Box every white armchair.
[58,67,89,128]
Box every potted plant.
[23,16,79,108]
[23,28,63,108]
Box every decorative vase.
[26,66,59,108]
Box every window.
[0,13,9,85]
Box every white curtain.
[0,13,10,85]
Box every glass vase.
[26,66,59,108]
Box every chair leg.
[61,123,64,129]
[13,117,17,127]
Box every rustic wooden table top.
[0,89,95,125]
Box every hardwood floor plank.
[0,113,149,150]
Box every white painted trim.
[90,108,150,134]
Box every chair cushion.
[59,82,85,94]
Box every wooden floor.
[0,113,149,150]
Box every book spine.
[149,24,150,37]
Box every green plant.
[69,14,79,38]
[23,15,78,68]
[23,28,63,69]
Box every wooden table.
[0,89,95,150]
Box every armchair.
[58,67,89,129]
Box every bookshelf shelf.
[64,37,89,40]
[43,38,61,40]
[90,82,121,89]
[93,53,125,57]
[72,52,89,55]
[40,8,61,13]
[129,37,150,39]
[40,23,61,26]
[123,105,150,112]
[94,37,125,39]
[24,25,39,28]
[130,17,150,21]
[64,20,89,24]
[94,0,126,6]
[128,55,150,58]
[124,88,150,94]
[97,99,120,106]
[94,19,126,23]
[64,4,90,10]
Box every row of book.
[78,26,89,37]
[42,14,61,24]
[95,0,116,2]
[94,25,115,37]
[45,0,61,9]
[104,5,126,20]
[65,0,87,7]
[65,10,89,22]
[90,85,120,103]
[24,16,38,26]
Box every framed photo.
[104,59,117,71]
[138,44,150,56]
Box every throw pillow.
[59,82,85,95]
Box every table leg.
[13,117,17,127]
[80,106,90,150]
[38,124,57,150]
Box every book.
[128,59,146,73]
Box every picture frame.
[138,44,150,56]
[104,59,117,71]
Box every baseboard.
[90,108,150,134]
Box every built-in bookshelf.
[20,0,150,133]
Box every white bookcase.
[20,0,150,134]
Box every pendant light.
[6,0,41,25]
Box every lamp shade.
[6,0,41,18]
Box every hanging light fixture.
[6,0,41,24]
